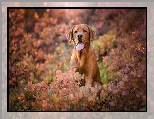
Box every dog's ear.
[67,26,75,43]
[67,30,73,43]
[89,29,96,41]
[85,24,96,41]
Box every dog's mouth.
[76,43,84,50]
[75,40,89,50]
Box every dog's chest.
[76,50,83,61]
[76,52,90,74]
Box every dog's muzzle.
[75,33,88,50]
[77,34,83,42]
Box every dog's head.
[67,24,95,47]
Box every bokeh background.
[2,2,154,119]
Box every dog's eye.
[74,31,77,33]
[83,30,87,32]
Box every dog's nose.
[77,34,83,39]
[77,34,83,42]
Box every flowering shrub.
[18,69,102,111]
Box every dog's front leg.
[84,76,93,87]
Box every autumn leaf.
[119,81,125,87]
[88,96,95,102]
[109,101,115,106]
[112,90,118,94]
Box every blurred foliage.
[8,8,146,111]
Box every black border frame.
[7,7,147,112]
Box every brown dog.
[67,24,102,87]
